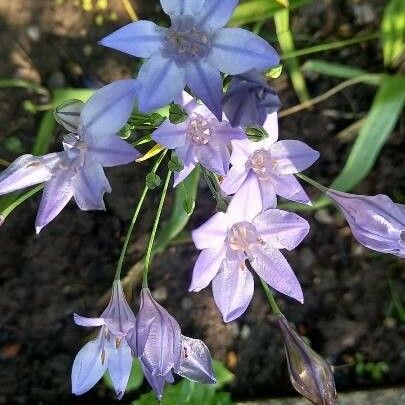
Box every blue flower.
[99,0,279,120]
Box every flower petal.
[176,336,216,384]
[185,61,223,120]
[196,0,239,31]
[229,139,254,166]
[81,80,140,137]
[161,0,205,16]
[192,212,228,249]
[189,246,226,292]
[209,28,280,75]
[253,209,309,250]
[141,361,166,400]
[174,91,198,114]
[138,53,186,112]
[99,21,165,58]
[152,119,187,149]
[173,162,196,187]
[71,335,107,396]
[262,112,279,143]
[249,246,303,303]
[196,138,230,176]
[258,178,277,210]
[220,165,249,196]
[73,313,105,327]
[54,99,84,133]
[270,173,311,205]
[212,260,254,322]
[270,140,320,174]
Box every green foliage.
[2,136,25,154]
[104,358,144,393]
[354,353,389,382]
[169,103,188,124]
[382,0,405,67]
[146,173,162,189]
[168,153,184,172]
[266,64,283,79]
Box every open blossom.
[99,0,279,119]
[191,174,309,322]
[128,288,215,400]
[327,189,405,257]
[223,69,281,128]
[0,80,141,233]
[72,281,136,399]
[221,122,319,209]
[152,92,246,186]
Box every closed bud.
[277,315,337,405]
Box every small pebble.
[26,25,40,42]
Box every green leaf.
[382,0,405,66]
[212,360,235,389]
[104,358,143,393]
[229,0,312,27]
[146,172,162,189]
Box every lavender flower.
[223,69,281,128]
[191,174,309,322]
[327,189,405,257]
[152,92,246,186]
[0,80,141,233]
[221,129,319,209]
[72,281,136,399]
[99,0,279,119]
[277,314,337,405]
[129,288,215,399]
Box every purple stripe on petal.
[161,0,205,16]
[196,0,239,31]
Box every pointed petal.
[229,139,253,166]
[141,361,166,400]
[209,28,280,75]
[192,212,228,249]
[196,139,230,176]
[220,165,249,196]
[74,313,105,327]
[72,161,111,211]
[107,341,133,400]
[87,133,141,167]
[258,178,277,210]
[189,246,226,292]
[161,0,205,16]
[227,173,262,223]
[270,140,320,174]
[195,0,239,30]
[173,162,195,187]
[214,125,246,143]
[138,53,186,112]
[0,153,60,195]
[271,173,311,205]
[176,336,216,384]
[99,21,165,58]
[174,91,198,114]
[71,335,107,395]
[185,61,222,120]
[249,246,303,303]
[253,209,309,250]
[81,79,140,137]
[54,99,84,133]
[212,260,254,322]
[152,119,187,149]
[35,168,74,233]
[262,112,279,143]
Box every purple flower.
[221,128,320,209]
[223,69,281,128]
[72,281,136,399]
[191,174,309,322]
[327,189,405,257]
[99,0,279,119]
[0,80,141,233]
[152,92,246,186]
[128,288,215,399]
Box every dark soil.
[0,1,404,404]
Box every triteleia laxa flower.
[191,174,309,322]
[128,288,215,400]
[72,281,136,399]
[220,125,319,209]
[99,0,280,119]
[152,92,246,186]
[277,314,337,405]
[0,80,141,233]
[223,69,281,128]
[327,189,405,258]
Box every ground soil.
[0,1,404,404]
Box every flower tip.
[0,215,5,227]
[35,225,43,235]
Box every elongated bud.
[277,315,337,405]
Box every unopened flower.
[327,189,405,257]
[277,314,337,405]
[99,0,279,119]
[0,80,141,233]
[129,288,215,399]
[191,174,309,322]
[221,130,319,209]
[152,92,246,186]
[223,69,281,128]
[72,281,136,399]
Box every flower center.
[187,115,213,146]
[247,150,273,180]
[227,222,263,253]
[164,16,210,64]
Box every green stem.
[296,173,328,193]
[201,166,218,198]
[142,169,173,288]
[260,278,281,315]
[114,151,167,281]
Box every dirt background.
[0,0,404,404]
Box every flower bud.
[277,315,337,405]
